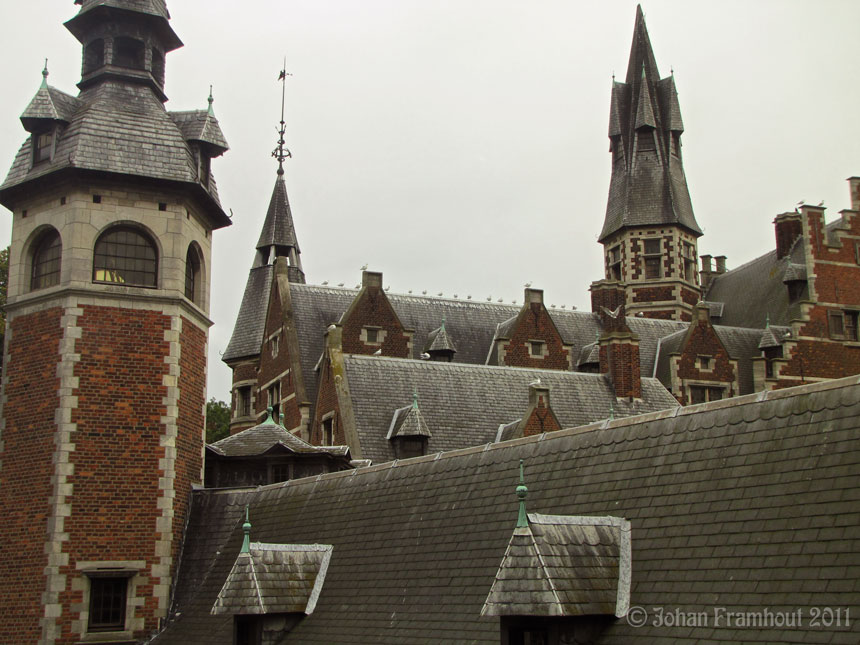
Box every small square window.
[365,328,378,344]
[158,202,167,212]
[322,417,333,446]
[643,238,661,254]
[92,194,102,204]
[529,341,545,357]
[60,196,66,206]
[88,577,128,633]
[698,356,712,370]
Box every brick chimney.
[699,254,713,290]
[714,255,727,274]
[516,381,562,438]
[773,212,803,259]
[589,280,629,333]
[849,177,860,212]
[362,270,383,288]
[599,333,641,399]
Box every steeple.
[595,6,702,322]
[600,5,700,243]
[254,64,305,283]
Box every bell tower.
[0,1,229,642]
[598,5,702,321]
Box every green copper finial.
[516,459,529,528]
[207,85,215,116]
[41,59,49,89]
[241,505,252,553]
[441,315,446,332]
[279,412,285,426]
[263,406,275,425]
[609,401,615,421]
[412,387,418,410]
[765,313,770,329]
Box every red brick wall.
[341,287,410,358]
[681,287,700,306]
[632,285,674,303]
[175,317,206,562]
[309,358,344,446]
[521,399,561,438]
[256,282,302,430]
[674,319,735,404]
[775,308,860,388]
[600,340,641,398]
[502,303,570,370]
[58,305,170,642]
[0,308,63,643]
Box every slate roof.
[256,176,300,251]
[156,375,860,643]
[342,355,679,462]
[704,240,805,329]
[386,404,432,440]
[482,514,630,617]
[20,86,81,127]
[73,0,170,19]
[170,110,229,153]
[425,324,457,354]
[2,81,227,222]
[208,417,349,458]
[599,6,700,241]
[224,281,684,407]
[211,543,332,616]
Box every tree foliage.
[205,398,230,443]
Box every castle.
[0,2,858,644]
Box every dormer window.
[33,131,53,165]
[636,127,656,152]
[199,154,211,188]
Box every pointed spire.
[208,85,215,116]
[516,460,528,528]
[41,60,49,89]
[625,5,660,86]
[634,65,657,129]
[241,505,252,554]
[272,59,292,177]
[412,387,419,410]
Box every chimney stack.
[362,270,383,289]
[714,256,727,274]
[773,212,803,259]
[849,177,860,212]
[589,280,629,333]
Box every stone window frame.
[234,384,253,419]
[30,227,62,292]
[361,326,385,347]
[528,340,548,359]
[642,237,663,280]
[697,355,713,372]
[681,241,697,283]
[828,309,859,342]
[184,242,203,305]
[92,225,159,288]
[321,412,335,446]
[607,244,622,281]
[687,383,726,404]
[73,561,144,641]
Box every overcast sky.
[1,0,859,401]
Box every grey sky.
[1,1,858,401]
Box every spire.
[599,5,701,243]
[516,460,528,528]
[253,62,305,282]
[207,86,215,116]
[41,60,49,89]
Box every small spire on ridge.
[516,459,529,528]
[272,58,293,176]
[241,505,252,553]
[208,85,215,116]
[41,59,49,89]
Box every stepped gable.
[155,376,860,643]
[340,355,678,463]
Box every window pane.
[31,230,62,290]
[93,227,157,287]
[88,577,127,632]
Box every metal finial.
[241,505,252,553]
[609,401,615,421]
[765,313,770,329]
[264,406,275,425]
[279,412,285,426]
[272,57,293,175]
[41,59,49,89]
[441,315,446,332]
[207,85,215,116]
[412,387,418,410]
[516,460,529,528]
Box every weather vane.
[273,57,293,174]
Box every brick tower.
[598,5,702,321]
[0,1,229,642]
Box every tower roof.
[599,5,701,242]
[257,176,300,252]
[66,0,181,52]
[73,0,170,20]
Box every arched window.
[185,244,201,303]
[93,227,157,287]
[113,37,145,70]
[31,229,62,291]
